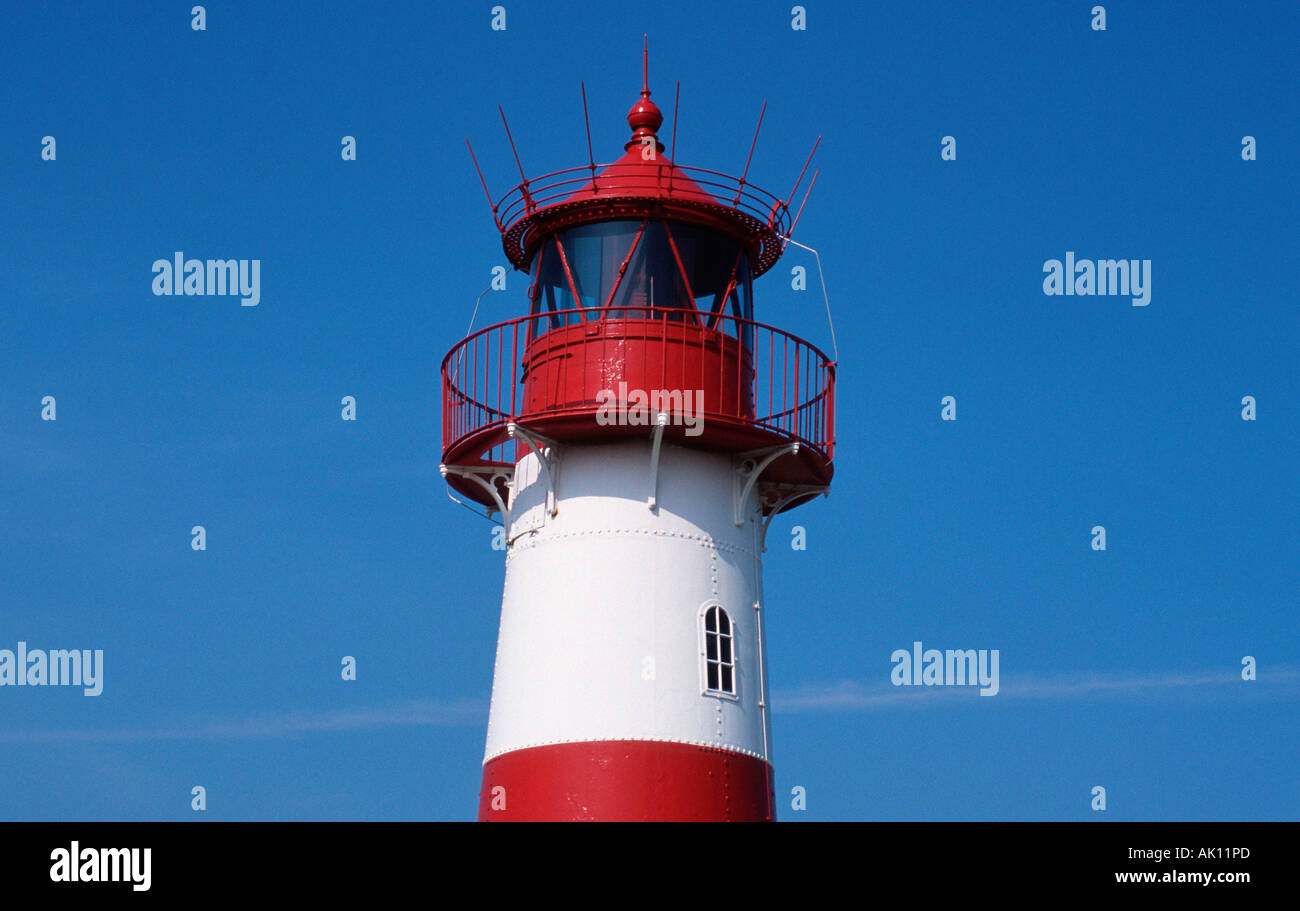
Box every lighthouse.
[441,48,834,821]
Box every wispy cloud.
[4,666,1294,742]
[774,666,1300,713]
[0,698,486,744]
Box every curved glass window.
[606,222,690,319]
[527,219,753,345]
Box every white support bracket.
[733,443,799,526]
[758,484,830,551]
[646,412,669,510]
[508,422,560,517]
[440,463,514,525]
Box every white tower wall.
[483,439,771,764]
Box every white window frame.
[699,601,739,701]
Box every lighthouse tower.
[442,50,834,821]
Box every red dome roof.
[560,89,720,207]
[490,53,801,278]
[562,114,718,207]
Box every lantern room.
[526,218,753,340]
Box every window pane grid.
[703,606,736,697]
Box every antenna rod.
[735,100,767,204]
[669,80,680,158]
[498,104,533,210]
[786,168,819,241]
[666,80,680,197]
[784,134,821,208]
[642,34,649,94]
[465,138,500,231]
[581,81,597,190]
[499,105,528,185]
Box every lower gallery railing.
[442,307,834,468]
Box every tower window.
[702,605,736,697]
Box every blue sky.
[1,0,1296,820]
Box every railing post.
[768,330,774,433]
[826,364,836,458]
[793,343,801,438]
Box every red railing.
[442,307,835,469]
[492,163,793,238]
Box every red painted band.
[478,740,774,821]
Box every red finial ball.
[625,92,664,152]
[627,95,663,136]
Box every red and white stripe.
[479,440,775,821]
